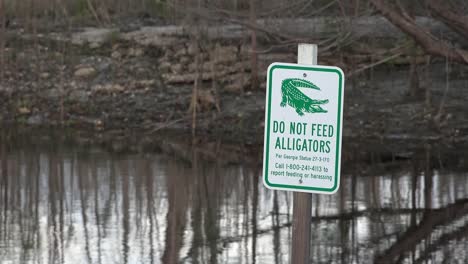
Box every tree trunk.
[249,0,258,90]
[0,0,5,80]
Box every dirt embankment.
[1,19,468,146]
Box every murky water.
[1,133,468,264]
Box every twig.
[348,43,412,76]
[348,52,403,77]
[150,117,189,133]
[86,0,102,26]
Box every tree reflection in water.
[0,135,468,263]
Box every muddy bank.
[1,22,468,148]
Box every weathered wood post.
[291,43,317,264]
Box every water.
[1,132,468,263]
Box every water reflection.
[1,136,468,263]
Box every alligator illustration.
[280,78,329,116]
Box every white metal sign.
[263,63,344,194]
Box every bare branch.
[429,0,468,38]
[370,0,468,64]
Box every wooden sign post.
[291,44,316,264]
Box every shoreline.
[1,23,468,150]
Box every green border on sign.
[264,64,343,193]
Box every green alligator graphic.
[280,78,329,116]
